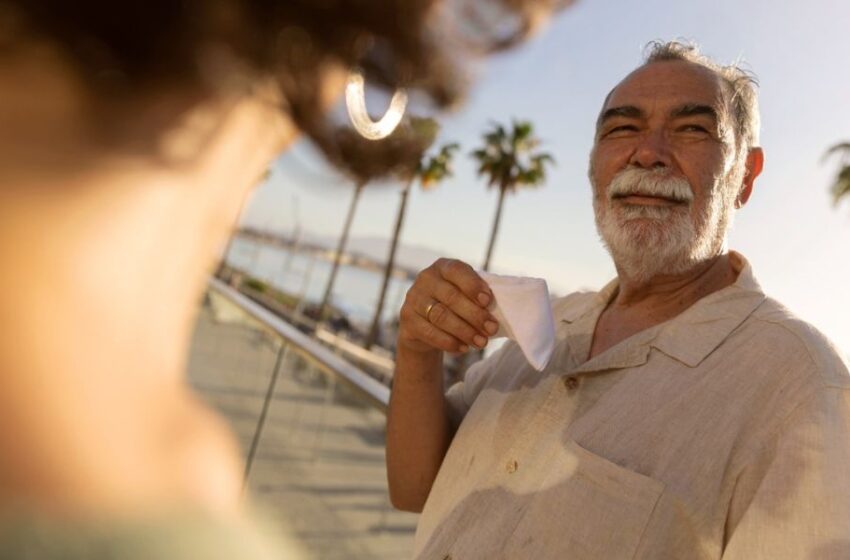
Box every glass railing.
[186,278,418,559]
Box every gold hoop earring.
[345,70,407,140]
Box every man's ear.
[736,147,764,208]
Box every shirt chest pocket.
[502,439,665,560]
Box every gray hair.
[642,40,761,154]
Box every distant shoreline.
[235,228,418,281]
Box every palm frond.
[831,165,850,206]
[418,141,459,190]
[823,140,850,207]
[440,143,461,158]
[512,121,533,143]
[822,142,850,163]
[532,153,556,165]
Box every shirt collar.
[557,278,619,325]
[556,251,766,371]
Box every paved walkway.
[187,293,418,559]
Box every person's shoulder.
[748,296,850,390]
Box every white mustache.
[607,167,694,203]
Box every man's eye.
[679,124,709,133]
[605,125,638,136]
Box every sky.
[241,0,850,354]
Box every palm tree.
[317,178,366,321]
[365,141,459,349]
[824,142,850,206]
[471,120,554,271]
[317,119,437,321]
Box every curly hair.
[1,0,573,174]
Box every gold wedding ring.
[425,301,438,323]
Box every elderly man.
[386,41,850,559]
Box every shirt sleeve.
[721,387,850,559]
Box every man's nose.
[628,129,672,170]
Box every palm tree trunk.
[482,181,509,272]
[318,181,365,320]
[365,179,413,349]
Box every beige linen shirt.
[413,252,850,559]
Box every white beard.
[593,166,738,284]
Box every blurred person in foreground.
[0,0,573,556]
[388,41,850,559]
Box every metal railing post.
[243,342,289,486]
[310,373,336,462]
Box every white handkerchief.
[478,271,556,371]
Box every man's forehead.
[604,60,725,114]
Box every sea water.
[226,237,412,329]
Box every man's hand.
[397,258,499,356]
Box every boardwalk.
[187,292,418,559]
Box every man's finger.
[420,300,488,349]
[428,280,497,336]
[435,259,492,307]
[407,312,468,353]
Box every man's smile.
[612,193,688,206]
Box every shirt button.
[505,459,518,474]
[563,376,580,390]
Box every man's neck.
[589,253,738,359]
[613,253,737,310]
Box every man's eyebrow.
[597,105,644,127]
[670,104,718,121]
